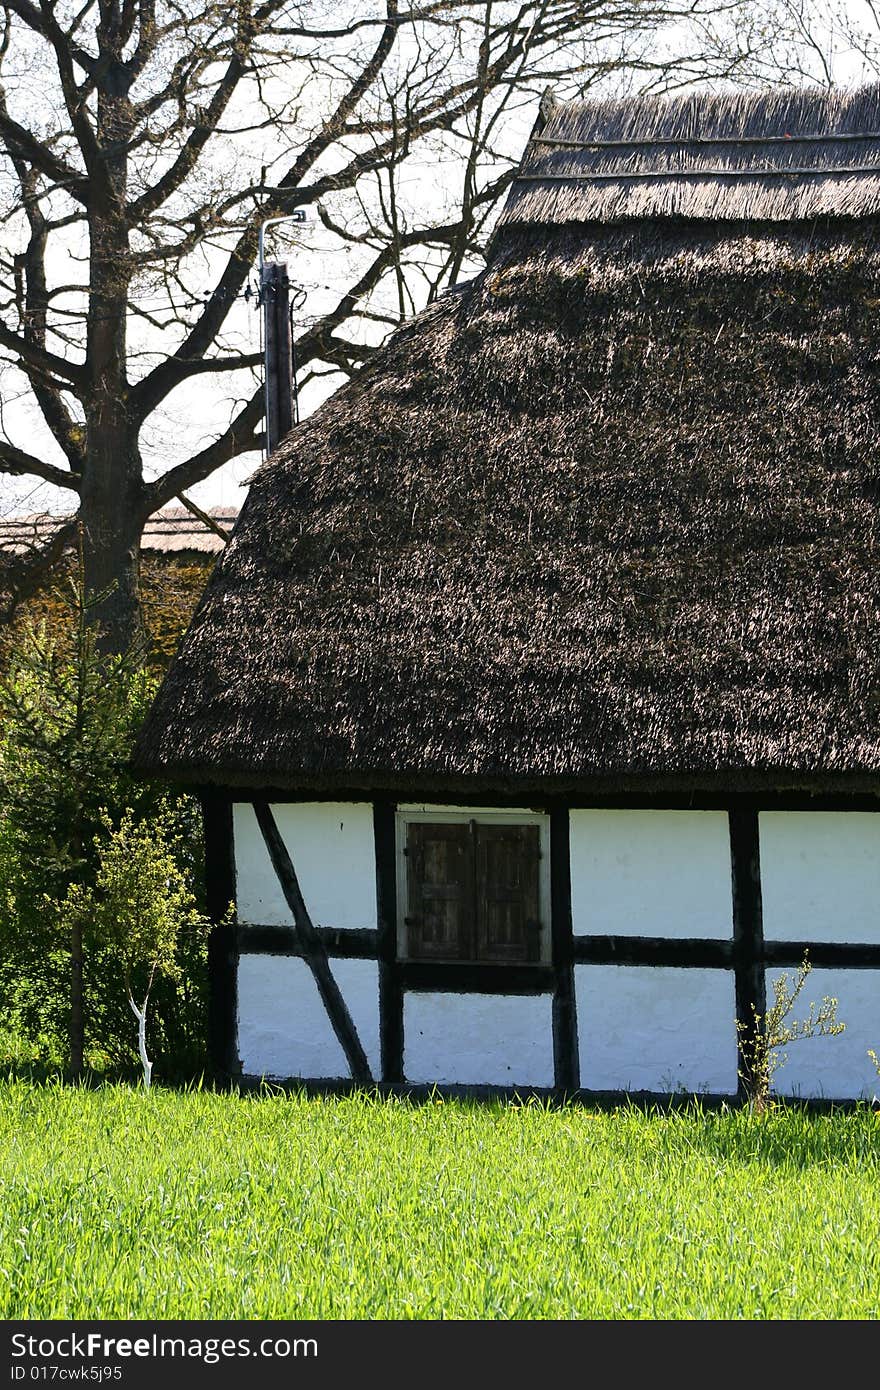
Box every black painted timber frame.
[202,790,880,1100]
[374,799,403,1083]
[730,810,765,1101]
[550,808,579,1091]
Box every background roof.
[0,506,236,558]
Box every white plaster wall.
[760,813,880,944]
[569,810,732,939]
[233,802,376,929]
[403,993,554,1087]
[576,965,738,1094]
[766,967,880,1101]
[237,956,380,1080]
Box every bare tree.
[760,0,880,85]
[0,0,786,649]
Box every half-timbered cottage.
[135,84,880,1102]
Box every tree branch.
[129,259,260,418]
[275,0,402,194]
[0,440,82,490]
[0,319,85,385]
[126,52,249,221]
[36,0,103,178]
[8,148,88,472]
[126,0,293,220]
[4,0,96,71]
[0,515,79,622]
[125,0,156,82]
[173,490,231,542]
[295,218,459,367]
[145,388,263,510]
[0,110,88,196]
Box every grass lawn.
[1,1077,879,1319]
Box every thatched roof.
[135,85,880,796]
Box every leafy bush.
[0,577,209,1079]
[63,809,210,1086]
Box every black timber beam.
[729,809,765,1104]
[550,807,579,1091]
[375,799,404,1083]
[238,925,379,957]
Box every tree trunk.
[129,993,153,1090]
[82,60,144,655]
[79,464,144,655]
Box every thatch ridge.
[499,84,880,225]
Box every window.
[397,810,549,963]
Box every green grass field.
[2,1078,879,1319]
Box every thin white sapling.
[65,807,208,1087]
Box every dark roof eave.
[135,760,880,806]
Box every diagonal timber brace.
[252,800,374,1086]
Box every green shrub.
[736,952,845,1111]
[0,577,208,1079]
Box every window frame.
[395,805,552,965]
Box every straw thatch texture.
[135,213,880,795]
[500,85,880,226]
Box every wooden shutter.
[405,822,473,959]
[475,824,541,963]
